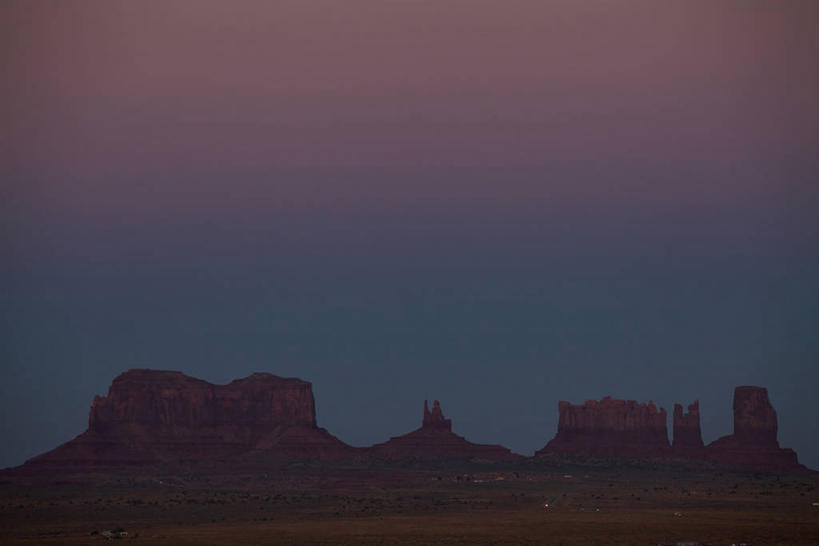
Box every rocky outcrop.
[706,386,805,472]
[535,397,670,458]
[423,400,452,431]
[730,386,778,445]
[88,370,317,435]
[536,389,808,472]
[26,369,353,466]
[672,400,705,458]
[370,400,517,461]
[20,372,810,473]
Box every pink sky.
[6,1,817,224]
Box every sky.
[2,0,818,469]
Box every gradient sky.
[2,1,818,469]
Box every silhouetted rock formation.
[536,389,809,472]
[26,369,353,466]
[731,386,779,445]
[423,400,452,430]
[535,397,670,458]
[706,386,805,472]
[370,400,517,461]
[18,371,810,474]
[672,400,705,458]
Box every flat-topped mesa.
[27,369,352,466]
[89,370,317,433]
[672,400,705,458]
[370,400,516,461]
[422,400,452,431]
[706,386,805,472]
[536,396,670,459]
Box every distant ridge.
[11,370,810,473]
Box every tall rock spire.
[672,400,704,458]
[422,400,452,431]
[706,386,804,472]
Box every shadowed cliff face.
[731,386,778,445]
[672,400,704,457]
[537,396,670,458]
[26,369,350,466]
[706,386,803,472]
[89,369,317,432]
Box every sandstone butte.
[369,400,518,461]
[535,386,807,473]
[706,386,805,473]
[17,370,810,473]
[25,369,355,466]
[535,397,671,459]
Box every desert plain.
[2,457,817,545]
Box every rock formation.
[729,386,779,445]
[536,396,670,458]
[26,369,354,466]
[706,386,805,472]
[672,400,705,458]
[423,400,452,430]
[369,400,517,461]
[20,371,810,473]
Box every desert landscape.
[6,2,819,544]
[2,455,818,544]
[1,370,816,545]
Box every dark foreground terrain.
[1,457,817,545]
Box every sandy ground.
[1,460,817,544]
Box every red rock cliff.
[731,386,778,445]
[422,400,452,431]
[672,400,704,457]
[706,386,805,472]
[536,396,670,458]
[27,369,351,466]
[89,369,317,433]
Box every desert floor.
[1,459,817,545]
